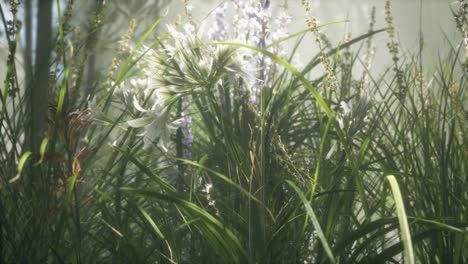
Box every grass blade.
[286,180,336,264]
[9,151,32,183]
[386,175,415,264]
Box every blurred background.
[169,0,460,73]
[0,0,462,92]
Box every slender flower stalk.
[452,0,468,71]
[385,0,406,99]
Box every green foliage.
[0,0,467,263]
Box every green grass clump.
[0,0,467,263]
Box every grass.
[0,0,467,263]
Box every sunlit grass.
[0,0,466,263]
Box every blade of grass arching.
[385,175,415,264]
[347,223,401,262]
[114,146,175,192]
[211,42,333,118]
[8,151,32,183]
[135,205,175,262]
[407,217,466,234]
[358,138,371,165]
[310,116,333,203]
[300,116,333,236]
[362,229,445,263]
[299,28,387,77]
[286,180,336,264]
[36,137,49,164]
[268,28,307,89]
[136,205,166,239]
[173,157,274,219]
[101,219,124,238]
[266,20,348,49]
[121,187,246,261]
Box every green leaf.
[102,219,124,238]
[121,187,246,261]
[9,151,33,183]
[299,28,386,77]
[266,20,348,49]
[37,137,49,164]
[56,61,70,120]
[138,205,166,239]
[63,171,79,210]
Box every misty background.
[0,0,462,89]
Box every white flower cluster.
[231,0,292,91]
[337,100,353,130]
[125,0,294,151]
[128,82,182,151]
[207,3,229,41]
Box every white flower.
[183,23,195,35]
[129,78,148,90]
[128,97,181,151]
[340,101,352,115]
[337,117,345,130]
[204,183,212,193]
